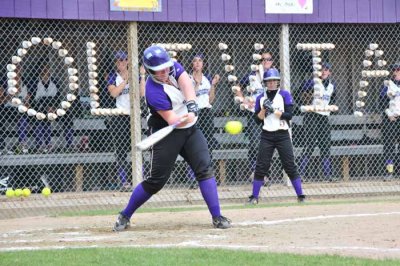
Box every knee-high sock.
[118,166,127,184]
[291,177,303,196]
[35,123,44,147]
[65,128,74,146]
[121,183,152,218]
[323,158,331,177]
[44,124,52,146]
[299,156,309,176]
[199,177,221,218]
[18,117,28,144]
[252,179,264,199]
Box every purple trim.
[196,0,210,23]
[94,0,109,20]
[31,0,46,18]
[78,0,94,20]
[357,0,370,23]
[1,0,399,23]
[331,0,345,23]
[168,0,182,22]
[15,0,30,18]
[210,0,224,22]
[182,0,195,22]
[238,0,251,23]
[63,0,78,19]
[344,0,357,23]
[370,0,383,23]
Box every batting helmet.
[143,46,174,72]
[263,68,280,81]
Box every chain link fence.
[0,20,399,218]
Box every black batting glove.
[186,100,199,116]
[262,99,274,115]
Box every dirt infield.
[1,197,400,260]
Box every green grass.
[0,247,398,266]
[59,196,400,217]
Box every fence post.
[280,24,292,187]
[127,22,142,187]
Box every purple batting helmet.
[263,68,280,81]
[143,46,173,71]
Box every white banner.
[265,0,313,14]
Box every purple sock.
[65,128,74,146]
[121,183,152,218]
[291,177,303,196]
[118,166,127,184]
[44,124,52,145]
[252,179,264,199]
[199,177,221,218]
[35,123,43,147]
[299,156,309,176]
[18,117,28,143]
[323,158,331,177]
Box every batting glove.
[262,99,274,115]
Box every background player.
[247,68,305,204]
[298,62,337,182]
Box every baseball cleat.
[113,213,130,231]
[297,194,306,203]
[246,195,259,205]
[212,215,232,229]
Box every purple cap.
[321,62,332,70]
[193,53,204,60]
[115,50,128,60]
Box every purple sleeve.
[173,62,185,80]
[279,89,294,105]
[254,94,263,115]
[145,80,172,111]
[380,85,388,97]
[107,72,117,86]
[302,79,314,92]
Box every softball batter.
[113,46,231,231]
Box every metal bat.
[136,118,187,151]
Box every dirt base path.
[1,200,400,260]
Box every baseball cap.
[115,50,128,60]
[391,62,400,71]
[321,62,332,70]
[193,53,205,60]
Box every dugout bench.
[0,114,395,191]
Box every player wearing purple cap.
[113,46,231,231]
[247,68,305,204]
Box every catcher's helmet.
[143,46,173,71]
[263,68,280,81]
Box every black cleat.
[297,194,306,203]
[113,213,130,231]
[212,215,232,229]
[246,195,259,205]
